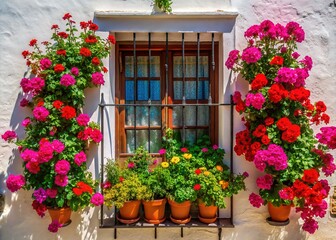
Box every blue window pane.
[137,81,149,101]
[150,81,160,101]
[198,80,209,100]
[126,80,134,101]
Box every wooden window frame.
[115,42,219,158]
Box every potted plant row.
[103,129,247,225]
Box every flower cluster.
[2,13,115,233]
[226,20,336,234]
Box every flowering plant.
[160,129,247,205]
[226,20,336,233]
[2,13,115,232]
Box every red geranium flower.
[79,47,91,57]
[270,56,284,65]
[89,23,99,31]
[276,117,291,131]
[61,106,76,120]
[51,24,59,30]
[56,49,66,56]
[80,21,89,29]
[108,35,116,44]
[264,117,274,126]
[53,100,63,109]
[92,57,100,65]
[195,169,201,175]
[194,184,201,191]
[29,39,37,46]
[63,13,72,20]
[181,147,188,153]
[57,32,68,39]
[22,50,30,59]
[251,73,268,91]
[85,35,97,44]
[252,124,267,138]
[302,169,319,184]
[54,64,65,73]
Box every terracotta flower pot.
[198,202,217,223]
[267,202,291,222]
[168,199,191,224]
[119,200,141,220]
[48,207,72,226]
[142,198,167,224]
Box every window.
[115,41,218,157]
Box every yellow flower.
[183,153,192,160]
[216,165,223,172]
[203,171,211,176]
[199,167,207,171]
[171,156,180,164]
[161,162,169,168]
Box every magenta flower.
[259,20,276,39]
[241,47,262,64]
[159,148,166,155]
[22,118,31,127]
[33,188,47,203]
[244,25,259,38]
[279,187,294,200]
[74,151,87,166]
[302,218,318,234]
[71,67,79,76]
[225,50,239,69]
[40,58,52,70]
[33,106,49,121]
[201,148,208,153]
[249,193,264,208]
[286,21,305,43]
[55,160,70,175]
[292,52,300,59]
[102,181,112,189]
[242,171,249,178]
[127,162,135,169]
[48,220,61,233]
[92,72,105,85]
[54,174,68,187]
[38,141,54,163]
[20,149,39,162]
[90,193,104,206]
[30,77,45,94]
[1,130,17,142]
[256,174,273,190]
[52,139,65,153]
[60,74,76,87]
[6,174,25,192]
[76,114,90,126]
[245,93,265,110]
[20,78,32,93]
[316,126,336,149]
[212,144,219,150]
[300,56,313,71]
[181,147,188,153]
[90,129,103,143]
[46,188,58,198]
[20,98,29,107]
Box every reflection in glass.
[125,103,161,126]
[126,130,162,153]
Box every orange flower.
[216,165,223,172]
[219,180,229,189]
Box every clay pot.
[198,202,217,223]
[119,200,141,220]
[142,198,167,224]
[168,199,191,224]
[267,202,291,221]
[48,207,72,226]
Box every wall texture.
[0,0,336,239]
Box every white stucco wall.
[1,0,336,239]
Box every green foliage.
[154,0,173,13]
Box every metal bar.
[148,32,151,152]
[165,32,169,132]
[114,228,117,239]
[100,103,233,107]
[133,33,137,151]
[196,32,200,140]
[182,32,186,144]
[218,228,222,240]
[209,32,214,104]
[230,95,234,225]
[99,93,105,227]
[155,227,157,239]
[181,227,184,238]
